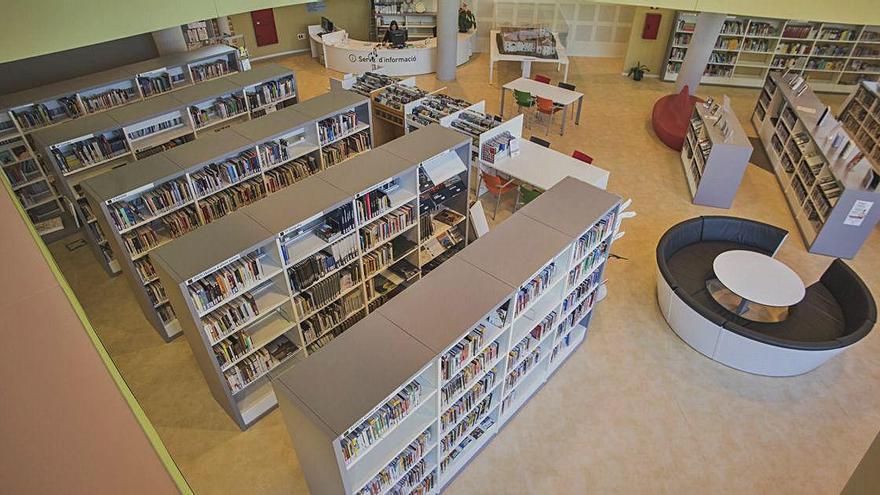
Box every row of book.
[301,291,363,344]
[4,159,41,185]
[374,85,427,112]
[567,242,607,288]
[190,93,247,127]
[123,225,162,256]
[358,428,432,495]
[350,72,401,96]
[361,203,416,251]
[480,130,515,164]
[306,308,365,355]
[340,380,423,463]
[558,289,598,335]
[259,135,298,167]
[530,311,556,342]
[162,206,201,238]
[247,77,295,108]
[440,417,493,474]
[138,73,173,98]
[571,211,614,261]
[441,340,499,407]
[145,280,168,307]
[191,150,261,197]
[157,303,176,324]
[134,258,157,284]
[109,177,192,230]
[265,155,320,193]
[201,293,259,343]
[290,250,339,292]
[318,111,360,144]
[13,103,56,129]
[321,131,371,167]
[441,324,486,382]
[363,243,394,277]
[214,332,253,368]
[440,394,493,454]
[127,116,184,141]
[562,269,602,315]
[508,333,534,368]
[515,262,556,315]
[196,179,267,224]
[81,87,136,113]
[52,132,128,172]
[504,347,541,392]
[293,269,351,318]
[224,335,297,392]
[191,59,231,83]
[441,370,496,431]
[188,250,267,313]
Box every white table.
[489,30,569,84]
[500,77,584,135]
[713,250,805,315]
[485,140,609,191]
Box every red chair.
[572,150,594,164]
[479,171,517,219]
[534,73,551,84]
[535,96,562,135]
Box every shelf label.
[107,182,155,205]
[280,211,324,238]
[188,253,241,286]
[55,133,95,148]
[844,200,872,227]
[138,67,167,78]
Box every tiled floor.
[48,51,880,494]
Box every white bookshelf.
[838,81,880,165]
[663,12,880,94]
[31,65,297,276]
[81,91,370,341]
[273,176,622,494]
[150,125,472,428]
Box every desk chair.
[514,89,535,126]
[572,150,594,164]
[534,73,551,84]
[515,185,542,211]
[556,82,578,123]
[535,96,562,135]
[529,136,551,148]
[479,171,517,219]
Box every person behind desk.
[383,20,401,43]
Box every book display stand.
[82,91,370,341]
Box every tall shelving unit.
[0,45,242,239]
[272,177,622,495]
[150,124,472,427]
[752,72,880,258]
[31,65,297,276]
[371,0,438,41]
[838,81,880,164]
[662,12,880,94]
[82,91,370,341]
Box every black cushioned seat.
[701,216,787,256]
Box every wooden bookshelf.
[81,91,370,341]
[148,124,471,428]
[273,177,621,494]
[662,12,880,94]
[31,65,297,276]
[680,101,752,208]
[838,81,880,165]
[752,72,880,258]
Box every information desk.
[309,26,476,76]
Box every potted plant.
[459,3,476,33]
[628,62,649,81]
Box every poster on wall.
[843,200,873,227]
[306,2,327,13]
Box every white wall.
[470,0,635,57]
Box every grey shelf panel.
[274,312,434,436]
[243,175,351,235]
[232,106,313,142]
[29,113,120,150]
[381,123,470,163]
[151,213,273,283]
[377,257,514,353]
[80,154,183,202]
[517,177,621,237]
[224,64,294,86]
[292,90,368,119]
[168,78,242,106]
[162,128,253,169]
[156,44,237,68]
[318,148,407,195]
[106,92,186,125]
[459,214,572,288]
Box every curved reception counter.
[656,216,876,377]
[308,26,476,76]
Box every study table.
[499,77,584,135]
[709,250,805,322]
[484,139,609,191]
[489,30,570,84]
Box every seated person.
[383,21,402,44]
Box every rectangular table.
[485,139,609,192]
[489,30,570,84]
[500,77,584,135]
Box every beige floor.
[49,52,880,495]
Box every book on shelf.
[322,131,371,167]
[128,116,185,140]
[187,249,267,312]
[196,179,267,223]
[318,111,360,144]
[360,203,416,250]
[190,149,260,196]
[138,73,173,97]
[248,77,295,108]
[350,72,401,96]
[357,428,432,495]
[515,263,556,314]
[190,93,247,127]
[191,59,230,83]
[224,335,298,392]
[51,131,128,172]
[340,380,423,464]
[201,293,259,342]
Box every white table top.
[485,140,609,191]
[489,30,569,64]
[503,77,582,105]
[713,250,805,307]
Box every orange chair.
[572,150,594,164]
[535,96,562,135]
[534,73,551,84]
[479,171,517,219]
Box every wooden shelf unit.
[663,12,880,94]
[150,124,472,428]
[272,177,621,495]
[371,1,438,41]
[838,81,880,165]
[752,72,880,258]
[31,65,297,276]
[81,91,370,341]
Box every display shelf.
[150,125,471,428]
[274,177,621,494]
[752,72,880,258]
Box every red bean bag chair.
[651,85,703,151]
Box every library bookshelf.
[273,177,621,495]
[838,81,880,165]
[752,72,880,258]
[0,45,243,238]
[333,71,409,97]
[32,64,297,276]
[150,124,472,427]
[662,12,880,94]
[371,0,438,41]
[680,101,752,208]
[81,91,371,341]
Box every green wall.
[622,7,676,75]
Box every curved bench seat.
[656,216,876,376]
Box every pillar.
[675,12,725,94]
[436,0,458,81]
[217,16,232,37]
[151,27,188,55]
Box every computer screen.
[321,17,333,33]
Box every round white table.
[712,250,805,320]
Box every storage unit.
[371,0,438,41]
[31,65,297,276]
[752,72,880,258]
[150,124,471,427]
[81,91,371,340]
[272,177,621,495]
[662,12,880,94]
[838,81,880,165]
[680,101,752,208]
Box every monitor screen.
[321,17,333,33]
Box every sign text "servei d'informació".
[349,54,419,64]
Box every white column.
[217,16,232,37]
[436,0,458,81]
[152,27,188,55]
[676,12,725,94]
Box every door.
[251,9,279,47]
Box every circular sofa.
[656,216,876,376]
